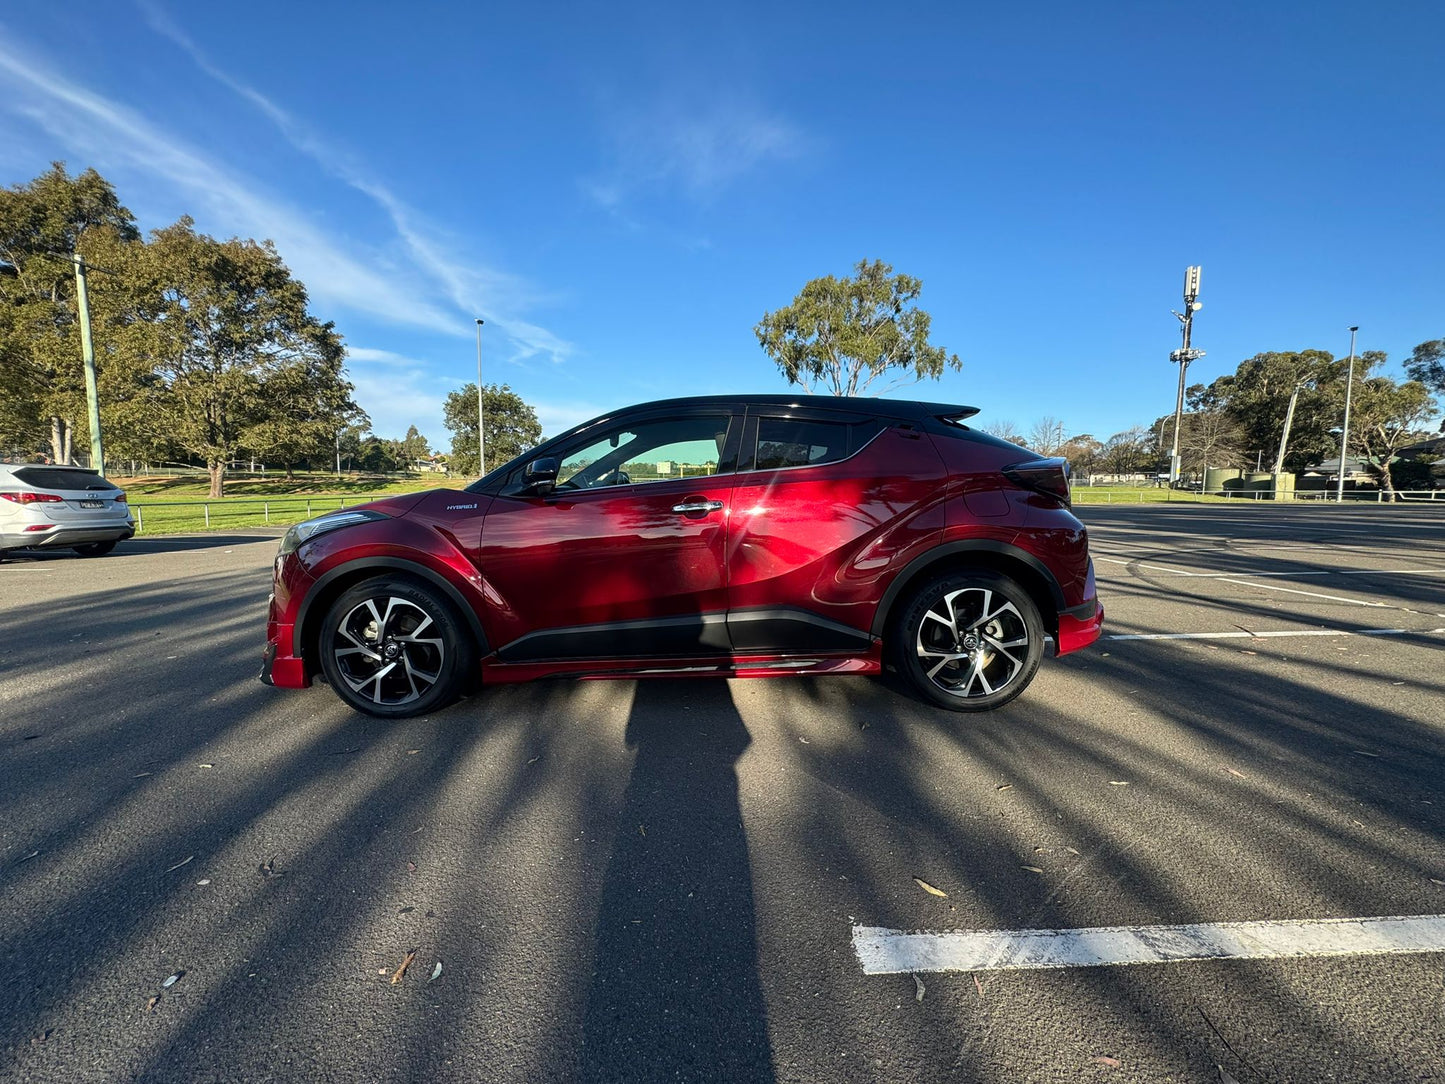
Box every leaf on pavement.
[1226,768,1246,778]
[145,995,161,1013]
[390,949,418,985]
[161,971,184,988]
[198,764,214,769]
[913,877,947,898]
[164,855,194,873]
[996,784,1013,791]
[1094,1056,1121,1067]
[1218,1068,1242,1084]
[1108,781,1130,786]
[429,961,442,982]
[407,861,417,873]
[913,974,925,1002]
[1021,866,1044,874]
[258,856,279,878]
[1351,749,1380,757]
[1429,878,1444,886]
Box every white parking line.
[852,914,1445,975]
[1093,555,1445,579]
[1215,577,1389,608]
[1107,627,1445,641]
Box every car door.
[475,409,741,661]
[726,406,947,651]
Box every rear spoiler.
[1003,457,1071,505]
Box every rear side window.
[12,468,118,491]
[753,417,882,471]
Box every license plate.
[79,500,104,508]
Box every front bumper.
[262,592,311,688]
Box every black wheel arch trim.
[295,558,489,668]
[871,540,1067,638]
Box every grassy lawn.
[117,472,463,535]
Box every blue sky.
[2,1,1441,450]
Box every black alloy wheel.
[317,576,470,718]
[895,569,1045,712]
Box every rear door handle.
[672,499,724,515]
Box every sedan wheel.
[896,570,1044,712]
[318,577,469,717]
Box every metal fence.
[1070,487,1444,504]
[129,495,387,534]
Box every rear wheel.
[317,576,471,718]
[894,570,1044,712]
[73,541,117,557]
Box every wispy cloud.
[138,1,572,366]
[586,99,806,211]
[0,36,462,335]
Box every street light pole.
[72,254,105,476]
[475,318,486,476]
[1272,380,1307,475]
[1336,326,1359,503]
[1168,266,1205,485]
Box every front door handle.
[672,499,724,515]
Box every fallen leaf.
[1241,650,1257,656]
[132,772,152,778]
[18,850,39,863]
[1094,1056,1121,1067]
[258,856,279,878]
[1065,847,1080,856]
[407,861,417,873]
[398,906,415,914]
[913,877,948,898]
[1108,781,1130,786]
[390,949,418,985]
[637,825,646,837]
[165,855,194,873]
[145,995,161,1013]
[1429,878,1444,886]
[1219,1068,1242,1084]
[1226,768,1246,779]
[973,974,985,998]
[526,756,540,765]
[407,749,420,755]
[859,721,870,731]
[913,974,925,1002]
[196,879,211,886]
[997,784,1014,791]
[198,763,214,769]
[1021,866,1044,874]
[161,971,184,988]
[23,734,40,741]
[29,1028,52,1044]
[798,737,810,744]
[429,961,442,982]
[378,968,388,975]
[1351,750,1380,757]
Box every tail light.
[114,492,127,503]
[0,491,65,504]
[1003,458,1072,505]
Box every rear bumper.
[2,524,134,549]
[1056,598,1104,656]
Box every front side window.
[556,415,732,490]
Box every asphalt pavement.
[1,504,1443,1083]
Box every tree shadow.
[580,680,774,1083]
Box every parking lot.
[2,504,1443,1083]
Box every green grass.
[121,472,462,535]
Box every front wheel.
[894,570,1045,712]
[317,576,471,718]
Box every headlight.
[278,509,390,556]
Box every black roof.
[573,394,979,427]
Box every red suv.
[261,396,1102,717]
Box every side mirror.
[523,456,559,495]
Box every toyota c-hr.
[261,396,1102,716]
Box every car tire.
[317,576,471,718]
[893,569,1044,712]
[73,541,117,557]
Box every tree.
[1200,350,1346,472]
[1347,377,1437,499]
[443,383,542,477]
[1099,427,1152,476]
[979,418,1026,445]
[1405,339,1444,397]
[400,425,430,467]
[1057,434,1102,476]
[113,218,348,496]
[755,259,960,396]
[242,342,359,479]
[1027,417,1068,456]
[0,163,140,461]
